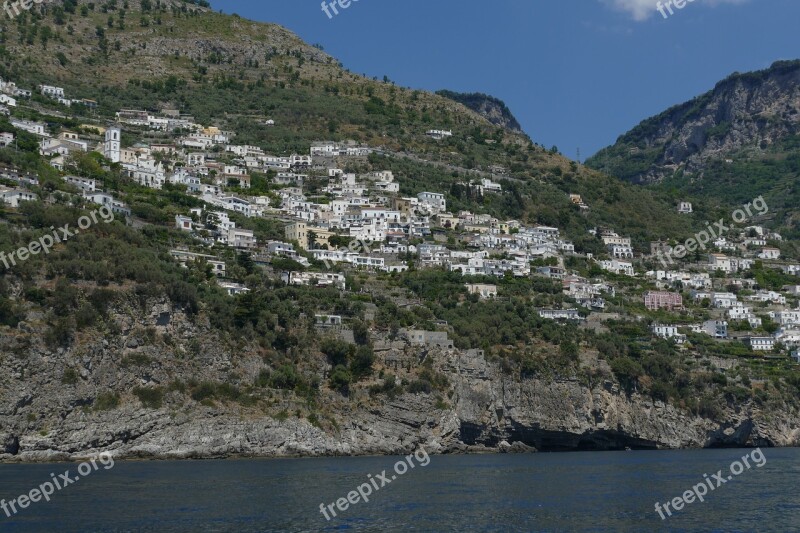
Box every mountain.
[587,60,800,241]
[436,90,524,134]
[0,1,798,463]
[587,60,800,184]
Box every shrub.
[61,368,79,385]
[133,386,164,409]
[329,365,352,394]
[94,392,120,411]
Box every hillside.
[0,0,697,248]
[587,60,800,244]
[587,60,800,186]
[0,0,799,463]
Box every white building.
[651,324,687,343]
[599,259,634,277]
[466,283,498,299]
[0,188,36,207]
[103,127,121,163]
[417,192,446,212]
[11,118,48,137]
[539,309,581,321]
[62,175,96,192]
[426,129,453,140]
[175,215,193,232]
[758,247,781,260]
[748,337,774,352]
[39,85,65,99]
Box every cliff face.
[436,91,525,134]
[2,300,797,462]
[587,60,800,184]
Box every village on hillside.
[1,76,799,365]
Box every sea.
[0,448,798,532]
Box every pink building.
[644,291,683,311]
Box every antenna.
[576,147,581,163]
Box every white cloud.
[601,0,748,21]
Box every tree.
[329,365,352,394]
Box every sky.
[209,0,799,160]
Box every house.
[651,324,687,343]
[218,281,249,296]
[11,119,48,137]
[403,329,454,349]
[536,266,566,280]
[170,250,226,277]
[748,337,774,352]
[315,314,343,329]
[539,309,581,321]
[0,188,36,207]
[758,247,781,260]
[39,85,65,99]
[783,265,800,276]
[62,175,96,192]
[426,129,453,140]
[702,320,728,339]
[267,241,299,259]
[774,328,800,348]
[83,191,130,217]
[283,271,346,290]
[708,253,735,273]
[0,132,14,147]
[227,228,256,249]
[644,291,683,311]
[465,283,498,299]
[609,244,634,259]
[175,215,193,232]
[601,234,631,247]
[678,202,693,214]
[417,192,446,212]
[285,221,309,249]
[791,350,800,364]
[0,94,16,107]
[598,259,634,277]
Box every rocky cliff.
[587,60,800,184]
[436,91,525,135]
[2,300,797,463]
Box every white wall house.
[748,337,774,351]
[39,85,65,99]
[417,192,446,212]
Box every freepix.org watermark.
[656,0,697,19]
[1,452,115,519]
[3,0,53,19]
[0,205,114,270]
[318,446,430,521]
[654,448,766,520]
[656,196,768,268]
[320,238,372,270]
[321,0,359,19]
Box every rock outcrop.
[1,301,797,463]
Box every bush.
[329,365,352,394]
[349,345,375,379]
[94,392,120,411]
[133,386,164,409]
[61,368,79,385]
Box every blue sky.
[209,0,799,160]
